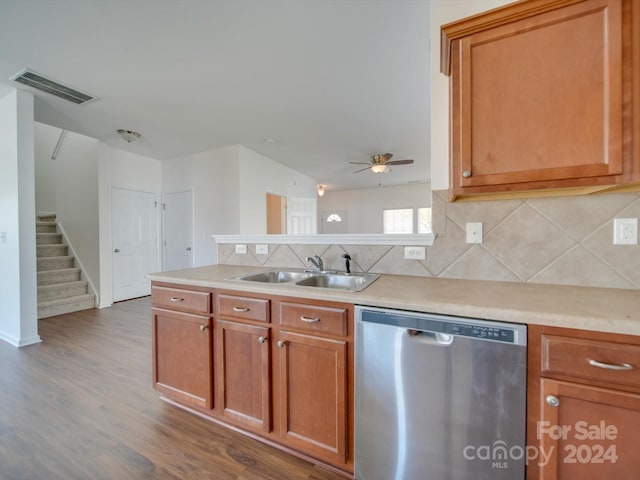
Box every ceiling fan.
[350,153,414,174]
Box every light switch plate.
[613,218,638,245]
[466,222,483,244]
[255,244,269,255]
[235,244,247,254]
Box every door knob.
[186,247,191,251]
[546,395,560,407]
[114,248,120,253]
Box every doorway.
[112,188,158,302]
[266,193,286,234]
[163,190,194,271]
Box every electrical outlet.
[404,246,426,260]
[235,244,247,254]
[255,244,268,255]
[613,218,638,245]
[466,222,483,244]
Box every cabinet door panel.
[538,378,640,479]
[451,0,623,195]
[278,331,347,465]
[152,308,212,409]
[217,320,271,432]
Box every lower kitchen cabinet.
[152,308,213,409]
[527,325,640,479]
[277,330,348,466]
[216,319,271,432]
[151,283,354,474]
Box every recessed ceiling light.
[117,129,141,143]
[264,138,276,144]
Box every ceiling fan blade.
[381,153,394,161]
[349,162,372,165]
[353,166,372,173]
[386,159,414,166]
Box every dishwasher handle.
[407,329,454,345]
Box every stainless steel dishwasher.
[355,306,527,480]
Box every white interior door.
[112,188,158,302]
[163,190,194,271]
[286,197,317,234]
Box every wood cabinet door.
[277,330,347,466]
[216,320,271,432]
[536,378,640,479]
[451,0,623,196]
[152,308,212,409]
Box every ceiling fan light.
[370,164,389,174]
[117,129,141,143]
[317,184,326,197]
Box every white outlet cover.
[235,244,248,254]
[255,244,269,255]
[613,218,638,245]
[404,246,426,260]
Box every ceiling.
[0,0,430,191]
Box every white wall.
[238,145,317,234]
[317,183,431,233]
[429,0,512,190]
[98,145,162,307]
[34,122,101,297]
[162,144,241,267]
[0,90,40,347]
[34,123,58,213]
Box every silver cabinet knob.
[258,336,267,344]
[277,340,286,348]
[114,248,120,253]
[462,170,472,178]
[546,395,560,407]
[200,324,208,332]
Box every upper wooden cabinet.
[441,0,639,200]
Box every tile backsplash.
[218,190,640,290]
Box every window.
[383,207,432,234]
[326,213,342,222]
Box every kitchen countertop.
[148,265,640,336]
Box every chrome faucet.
[305,255,324,272]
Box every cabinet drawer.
[218,294,270,323]
[152,286,211,315]
[279,302,347,337]
[542,334,640,389]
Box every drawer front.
[152,286,211,315]
[279,302,347,337]
[218,294,270,323]
[542,334,640,389]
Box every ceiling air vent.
[10,69,96,105]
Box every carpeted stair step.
[36,222,57,234]
[38,294,95,319]
[37,214,57,222]
[37,244,68,258]
[37,268,82,286]
[37,256,75,271]
[37,281,88,302]
[36,233,63,245]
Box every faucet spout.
[305,255,324,272]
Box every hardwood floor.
[0,297,345,480]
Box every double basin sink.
[230,269,380,292]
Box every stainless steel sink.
[295,272,379,292]
[229,269,379,292]
[233,270,312,283]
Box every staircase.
[36,214,96,319]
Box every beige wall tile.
[439,245,520,282]
[424,219,471,276]
[341,245,393,272]
[263,245,307,269]
[369,246,432,277]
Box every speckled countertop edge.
[148,265,640,336]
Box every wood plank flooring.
[0,297,345,480]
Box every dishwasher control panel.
[358,307,526,345]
